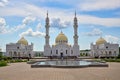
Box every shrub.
[0,61,7,67]
[9,59,28,63]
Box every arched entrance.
[60,53,63,59]
[60,53,63,57]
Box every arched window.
[23,52,25,57]
[71,50,73,54]
[18,52,20,57]
[17,47,19,49]
[106,46,108,49]
[109,51,112,55]
[114,51,116,56]
[14,51,17,57]
[101,51,103,54]
[105,51,107,54]
[9,51,12,57]
[66,50,67,54]
[51,50,52,54]
[56,50,58,54]
[114,51,116,54]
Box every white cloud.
[84,28,102,36]
[36,23,42,31]
[51,18,71,29]
[50,27,56,33]
[78,15,120,27]
[11,24,26,32]
[105,35,119,43]
[0,17,26,34]
[0,17,8,33]
[0,3,120,28]
[0,0,9,7]
[0,17,6,26]
[0,15,36,34]
[78,0,120,11]
[19,28,45,37]
[11,15,36,32]
[22,15,36,25]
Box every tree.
[118,47,120,58]
[0,52,2,58]
[0,52,3,60]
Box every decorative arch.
[14,51,17,57]
[66,50,67,54]
[9,51,12,57]
[56,50,58,54]
[71,50,73,54]
[51,50,52,54]
[109,51,112,55]
[18,52,20,57]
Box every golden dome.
[17,37,28,45]
[55,31,68,44]
[96,37,107,45]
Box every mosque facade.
[90,37,119,58]
[6,37,33,58]
[44,12,80,58]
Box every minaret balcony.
[73,35,78,38]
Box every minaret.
[44,11,51,57]
[45,11,50,45]
[73,11,79,57]
[73,11,78,45]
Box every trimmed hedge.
[8,59,28,63]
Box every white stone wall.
[90,43,119,57]
[52,44,71,57]
[73,45,80,57]
[44,45,51,56]
[44,43,80,57]
[6,43,33,57]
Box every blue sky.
[0,0,120,51]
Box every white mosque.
[5,12,119,59]
[90,37,119,58]
[6,37,33,58]
[44,12,80,58]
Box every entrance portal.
[60,53,63,59]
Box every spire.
[75,10,76,17]
[74,11,77,21]
[47,10,48,18]
[46,10,49,25]
[46,10,49,19]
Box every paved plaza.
[0,62,120,80]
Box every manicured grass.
[102,58,120,62]
[93,58,120,62]
[0,61,7,67]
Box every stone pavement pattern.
[0,62,120,80]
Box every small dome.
[96,37,107,45]
[55,31,68,44]
[17,37,28,45]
